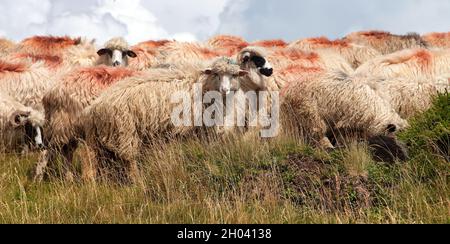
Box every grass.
[0,93,448,224]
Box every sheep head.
[9,110,44,148]
[202,57,248,95]
[236,47,274,92]
[97,37,137,67]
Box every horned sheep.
[0,91,44,151]
[81,58,248,183]
[34,66,140,181]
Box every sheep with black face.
[0,91,44,152]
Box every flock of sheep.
[0,30,449,184]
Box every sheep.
[128,40,173,71]
[0,38,16,56]
[33,66,141,181]
[355,48,450,79]
[81,57,248,183]
[364,74,450,119]
[0,60,62,112]
[237,46,352,89]
[15,36,98,66]
[207,35,288,55]
[344,31,428,55]
[0,91,44,152]
[156,41,225,67]
[281,71,408,149]
[234,49,408,149]
[422,32,450,49]
[252,39,289,49]
[288,36,381,68]
[96,37,137,67]
[8,53,65,71]
[207,35,249,57]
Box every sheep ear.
[238,70,249,77]
[242,52,251,63]
[386,124,397,133]
[97,48,111,56]
[203,69,213,75]
[127,50,137,58]
[10,111,30,128]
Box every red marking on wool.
[359,31,391,39]
[198,47,221,59]
[209,35,249,56]
[138,40,172,49]
[425,32,450,39]
[209,35,249,48]
[131,46,157,56]
[276,49,320,63]
[80,66,137,87]
[413,50,433,68]
[20,36,81,53]
[0,61,28,74]
[306,37,349,48]
[253,40,288,48]
[16,53,63,68]
[279,64,323,76]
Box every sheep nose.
[36,143,44,150]
[113,61,121,67]
[220,88,231,95]
[260,68,273,77]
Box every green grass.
[0,93,448,224]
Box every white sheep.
[422,32,450,49]
[282,71,408,149]
[33,66,140,182]
[288,37,381,68]
[355,48,450,79]
[96,37,137,67]
[0,38,16,56]
[81,57,248,183]
[344,31,428,55]
[365,74,450,119]
[0,59,63,112]
[234,49,408,149]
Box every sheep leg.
[34,150,52,182]
[127,160,144,188]
[62,142,78,182]
[80,145,98,182]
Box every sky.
[0,0,449,45]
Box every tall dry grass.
[0,93,448,224]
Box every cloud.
[0,0,204,45]
[142,0,231,40]
[0,0,449,45]
[217,0,450,41]
[0,0,52,40]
